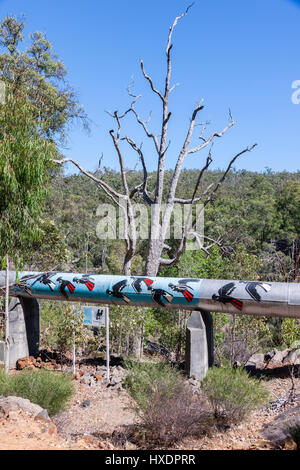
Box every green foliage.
[281,318,300,348]
[0,86,57,266]
[124,360,181,410]
[40,301,98,355]
[0,14,87,271]
[26,218,71,270]
[124,360,210,446]
[0,368,74,415]
[161,245,225,279]
[276,180,300,237]
[0,16,88,141]
[55,305,85,353]
[109,305,148,356]
[213,313,273,366]
[202,366,269,424]
[43,168,300,281]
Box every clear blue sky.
[0,0,299,173]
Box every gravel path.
[0,362,299,450]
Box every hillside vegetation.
[22,168,298,363]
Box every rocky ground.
[0,347,300,451]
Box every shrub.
[124,360,212,446]
[281,318,300,348]
[0,369,74,415]
[202,365,269,425]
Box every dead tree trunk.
[53,6,257,280]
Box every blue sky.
[0,0,299,173]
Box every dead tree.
[54,6,256,277]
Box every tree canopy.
[0,16,88,142]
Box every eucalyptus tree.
[0,16,87,371]
[0,16,88,141]
[0,86,57,371]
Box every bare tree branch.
[200,144,258,209]
[128,94,160,154]
[159,144,257,267]
[174,152,214,205]
[52,158,125,204]
[122,136,154,205]
[107,112,138,274]
[187,113,235,155]
[166,4,194,55]
[140,60,165,103]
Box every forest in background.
[25,167,299,365]
[36,168,299,277]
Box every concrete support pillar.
[200,310,214,368]
[20,297,40,357]
[0,297,40,366]
[185,310,214,380]
[6,298,29,366]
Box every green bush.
[0,369,74,415]
[124,360,180,410]
[202,366,269,425]
[281,318,300,348]
[124,360,212,446]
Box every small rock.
[48,424,57,435]
[81,434,98,445]
[0,396,43,418]
[80,376,90,385]
[34,409,50,422]
[80,400,90,408]
[261,405,300,446]
[269,349,289,365]
[283,437,297,450]
[246,353,265,369]
[64,352,73,361]
[98,440,114,450]
[16,356,35,370]
[125,441,137,450]
[110,376,122,385]
[283,349,300,365]
[264,350,276,363]
[8,410,19,420]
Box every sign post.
[72,305,79,376]
[105,307,110,381]
[72,317,76,377]
[82,306,110,380]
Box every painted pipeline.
[1,271,300,318]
